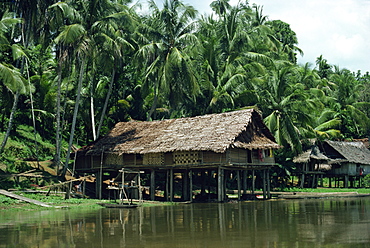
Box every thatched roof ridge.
[325,140,370,165]
[293,146,329,163]
[79,109,280,156]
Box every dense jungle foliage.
[1,0,370,183]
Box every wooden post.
[150,170,155,201]
[252,170,255,194]
[344,175,349,188]
[262,169,267,200]
[138,172,142,204]
[95,170,102,199]
[83,173,86,198]
[165,170,169,201]
[300,173,305,188]
[169,168,174,202]
[237,170,241,201]
[200,171,206,196]
[189,169,193,202]
[266,169,271,199]
[182,170,189,201]
[311,174,316,188]
[217,167,223,202]
[243,170,247,195]
[223,170,227,201]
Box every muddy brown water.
[1,197,370,247]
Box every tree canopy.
[0,0,369,179]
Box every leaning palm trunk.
[96,68,115,140]
[61,58,86,179]
[0,91,20,154]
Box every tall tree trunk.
[96,68,115,140]
[61,58,86,179]
[147,92,158,121]
[147,80,158,121]
[90,81,96,141]
[55,58,63,174]
[0,91,20,154]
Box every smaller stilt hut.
[74,108,281,201]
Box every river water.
[1,197,370,248]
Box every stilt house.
[74,109,281,201]
[323,140,370,187]
[294,140,370,188]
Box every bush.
[363,174,370,188]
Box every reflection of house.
[294,140,370,188]
[74,109,281,201]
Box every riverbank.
[0,191,176,211]
[1,188,370,211]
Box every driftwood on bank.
[0,189,65,208]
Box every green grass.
[280,187,370,194]
[0,192,176,211]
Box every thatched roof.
[324,140,370,165]
[293,146,329,164]
[78,109,281,156]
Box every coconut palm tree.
[196,2,273,113]
[136,0,200,120]
[259,61,318,154]
[0,12,29,154]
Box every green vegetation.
[0,0,370,188]
[282,187,370,194]
[0,192,176,211]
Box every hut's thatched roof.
[293,146,329,164]
[78,109,281,156]
[324,140,370,165]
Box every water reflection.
[1,198,370,247]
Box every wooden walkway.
[0,189,63,208]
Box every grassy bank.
[0,192,177,211]
[281,187,370,194]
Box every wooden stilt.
[83,173,86,199]
[252,170,255,194]
[182,170,189,201]
[300,173,305,188]
[311,174,316,188]
[217,167,223,202]
[237,170,241,201]
[243,170,247,195]
[169,168,174,202]
[189,169,193,202]
[95,170,102,199]
[200,171,206,196]
[266,169,270,199]
[165,170,169,201]
[150,170,155,201]
[223,170,227,201]
[344,175,349,188]
[262,170,267,199]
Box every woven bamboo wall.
[229,148,252,164]
[91,156,101,168]
[173,151,200,165]
[143,153,164,165]
[202,151,226,164]
[104,153,124,166]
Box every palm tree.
[0,63,28,154]
[136,0,200,120]
[259,61,317,154]
[328,68,370,138]
[0,11,28,154]
[196,2,273,113]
